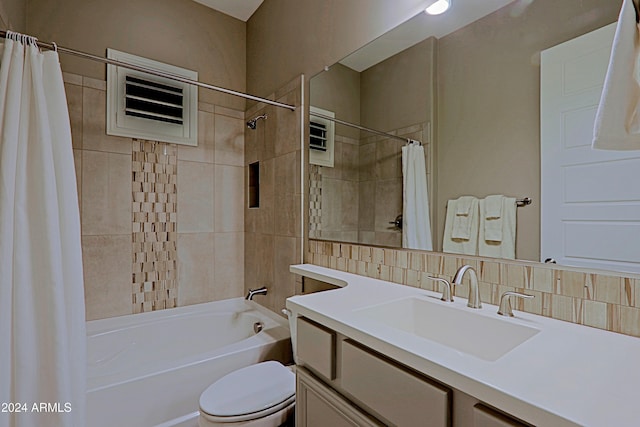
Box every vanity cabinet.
[295,316,531,427]
[296,317,450,426]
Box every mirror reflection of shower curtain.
[0,34,86,426]
[401,143,433,250]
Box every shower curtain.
[0,33,86,427]
[401,142,433,250]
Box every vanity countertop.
[286,264,640,427]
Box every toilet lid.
[199,361,295,418]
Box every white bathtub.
[86,298,292,427]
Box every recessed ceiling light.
[425,0,451,15]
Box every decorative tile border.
[132,139,178,313]
[308,164,322,239]
[307,239,640,338]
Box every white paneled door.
[541,23,640,273]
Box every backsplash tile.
[308,239,640,338]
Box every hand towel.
[478,197,517,259]
[592,0,640,150]
[451,196,478,240]
[483,195,505,242]
[443,198,479,256]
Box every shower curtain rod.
[0,30,297,112]
[311,111,421,145]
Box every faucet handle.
[498,292,534,317]
[426,276,453,302]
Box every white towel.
[443,198,479,256]
[451,196,478,240]
[592,0,640,150]
[478,197,517,259]
[483,195,505,242]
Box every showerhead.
[246,114,267,130]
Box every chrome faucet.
[425,276,453,302]
[246,286,268,300]
[452,265,481,309]
[498,292,534,316]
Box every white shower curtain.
[0,33,86,427]
[402,142,433,250]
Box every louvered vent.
[310,119,328,151]
[106,49,198,146]
[309,106,335,167]
[125,76,184,125]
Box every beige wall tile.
[178,110,215,163]
[215,165,244,232]
[273,89,301,156]
[272,235,298,312]
[592,274,622,305]
[177,160,214,233]
[73,149,82,212]
[65,82,83,150]
[81,150,131,235]
[177,233,214,306]
[215,114,244,166]
[550,294,579,323]
[582,300,608,330]
[213,232,244,300]
[82,235,132,320]
[82,87,131,154]
[618,306,640,337]
[532,267,553,293]
[556,271,586,298]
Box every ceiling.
[192,0,264,22]
[340,0,515,72]
[191,0,515,70]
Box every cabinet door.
[297,368,382,427]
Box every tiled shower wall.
[244,76,304,314]
[308,240,640,338]
[65,72,245,320]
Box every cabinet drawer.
[341,340,450,427]
[297,317,336,380]
[473,404,531,427]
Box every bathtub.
[86,298,292,427]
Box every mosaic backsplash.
[308,239,640,338]
[132,140,178,313]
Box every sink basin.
[355,297,539,361]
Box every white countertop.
[286,264,640,427]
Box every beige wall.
[361,37,436,134]
[26,0,246,109]
[0,0,26,32]
[436,0,620,261]
[246,0,433,98]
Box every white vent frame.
[309,106,335,168]
[106,49,198,146]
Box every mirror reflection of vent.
[107,49,198,147]
[310,120,328,151]
[309,106,335,167]
[125,76,184,125]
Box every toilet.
[198,311,298,427]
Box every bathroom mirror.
[308,0,622,266]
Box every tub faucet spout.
[246,286,268,300]
[452,265,482,309]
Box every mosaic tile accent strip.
[132,139,178,313]
[307,239,640,338]
[309,164,322,239]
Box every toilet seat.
[199,361,295,423]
